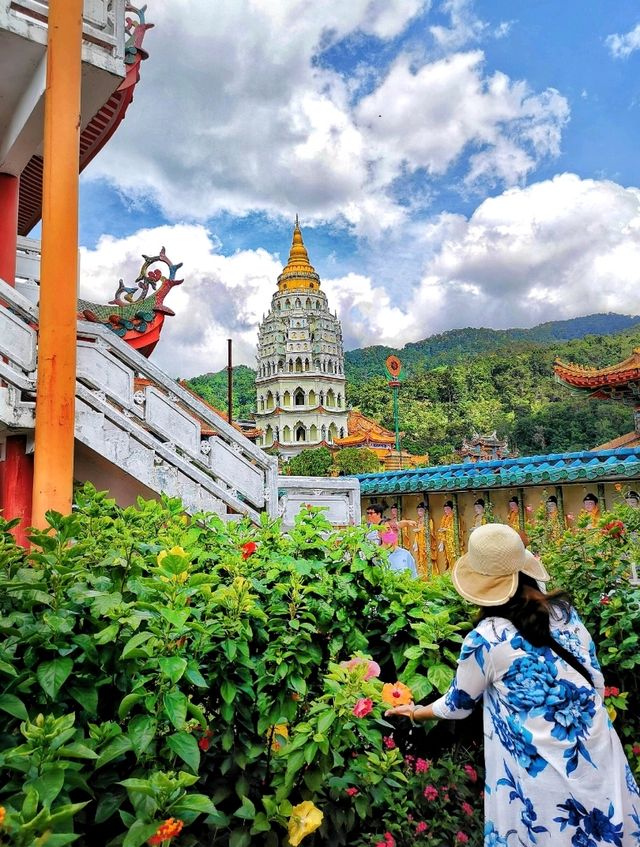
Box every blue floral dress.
[431,608,640,846]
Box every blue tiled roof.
[355,446,640,496]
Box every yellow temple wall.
[362,481,631,553]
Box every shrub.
[0,485,481,846]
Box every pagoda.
[554,350,640,448]
[255,218,348,458]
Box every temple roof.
[554,349,640,405]
[354,445,640,495]
[334,409,398,447]
[277,216,321,291]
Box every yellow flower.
[0,806,5,827]
[268,723,289,751]
[287,801,323,846]
[157,546,187,565]
[381,681,413,706]
[607,704,617,722]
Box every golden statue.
[409,502,437,579]
[436,500,456,573]
[507,496,520,531]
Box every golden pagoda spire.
[277,215,320,291]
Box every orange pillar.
[31,0,83,528]
[0,173,34,546]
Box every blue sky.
[78,0,640,377]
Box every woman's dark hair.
[478,573,593,685]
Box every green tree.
[285,447,333,476]
[333,447,381,475]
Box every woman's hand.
[384,702,415,719]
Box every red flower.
[345,787,359,797]
[604,686,620,698]
[415,821,428,835]
[600,595,611,605]
[455,833,470,844]
[603,520,625,538]
[384,834,395,847]
[241,541,258,560]
[352,697,374,718]
[415,758,430,773]
[383,736,396,749]
[632,744,640,756]
[463,764,478,783]
[148,818,184,845]
[198,736,210,751]
[423,785,438,801]
[461,801,474,817]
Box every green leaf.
[184,662,208,687]
[128,715,157,757]
[171,793,217,816]
[95,791,124,824]
[159,608,190,630]
[36,657,73,699]
[118,692,146,720]
[0,692,29,720]
[95,735,132,769]
[167,731,200,773]
[159,656,188,684]
[229,831,251,847]
[121,631,154,659]
[122,820,160,847]
[93,623,120,645]
[163,690,188,730]
[427,663,455,694]
[317,710,336,733]
[68,684,98,716]
[30,767,64,808]
[221,679,237,705]
[235,796,256,820]
[58,742,98,760]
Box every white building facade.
[256,219,348,459]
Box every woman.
[386,523,640,845]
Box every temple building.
[460,431,516,463]
[554,349,640,449]
[255,218,348,459]
[333,409,428,470]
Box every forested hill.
[344,313,640,384]
[185,313,640,460]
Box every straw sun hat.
[452,523,550,607]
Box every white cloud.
[356,52,569,188]
[430,0,487,49]
[78,175,640,380]
[83,2,569,234]
[606,22,640,59]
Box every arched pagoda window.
[294,388,305,406]
[295,424,306,442]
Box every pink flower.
[415,821,428,834]
[352,697,374,718]
[404,754,415,766]
[341,657,381,680]
[632,744,640,756]
[566,513,575,521]
[423,785,438,801]
[461,802,474,817]
[455,834,469,844]
[384,834,395,847]
[525,505,533,513]
[463,764,478,783]
[383,736,396,749]
[345,787,359,797]
[415,758,430,774]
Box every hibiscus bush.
[0,485,482,847]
